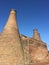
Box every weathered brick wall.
[21,35,49,64]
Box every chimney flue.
[33,29,41,40]
[10,9,16,14]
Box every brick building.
[0,10,49,65]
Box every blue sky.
[0,0,49,50]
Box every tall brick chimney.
[33,29,41,40]
[0,9,24,65]
[3,9,18,33]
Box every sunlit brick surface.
[0,10,24,65]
